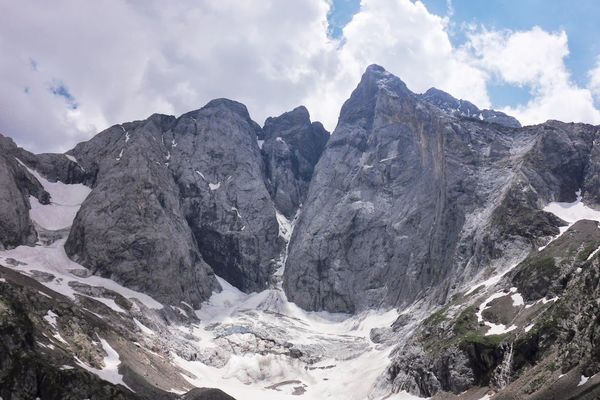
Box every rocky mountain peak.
[261,105,329,217]
[421,86,521,128]
[3,63,600,400]
[263,106,311,136]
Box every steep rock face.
[282,65,597,313]
[168,99,281,292]
[421,87,521,128]
[65,99,281,305]
[261,106,329,217]
[283,65,538,313]
[65,114,218,308]
[0,134,49,249]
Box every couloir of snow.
[16,159,91,231]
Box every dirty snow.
[75,337,133,391]
[183,266,407,400]
[44,310,59,329]
[0,239,163,310]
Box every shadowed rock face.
[0,134,51,250]
[261,106,329,218]
[65,100,281,306]
[282,64,600,313]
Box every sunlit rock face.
[283,64,600,314]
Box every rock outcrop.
[283,65,533,313]
[261,106,329,217]
[0,134,50,249]
[65,99,282,306]
[283,65,599,313]
[421,87,521,128]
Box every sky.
[1,0,600,153]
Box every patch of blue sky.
[49,82,78,109]
[328,0,600,110]
[327,0,360,39]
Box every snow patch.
[275,211,292,242]
[64,154,78,164]
[578,375,589,387]
[541,190,600,248]
[44,310,59,329]
[587,245,600,261]
[524,323,535,332]
[87,296,127,314]
[16,159,91,230]
[0,239,163,309]
[510,289,524,307]
[209,182,221,191]
[476,289,518,336]
[195,170,206,180]
[75,337,134,391]
[134,318,155,335]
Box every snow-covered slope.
[0,170,418,399]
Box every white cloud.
[464,26,600,125]
[303,0,491,128]
[1,0,599,153]
[0,0,335,152]
[589,57,600,102]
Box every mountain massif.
[1,65,599,400]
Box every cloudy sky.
[2,0,600,153]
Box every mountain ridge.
[1,64,600,399]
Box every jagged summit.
[421,86,521,128]
[263,105,311,135]
[2,63,600,400]
[339,64,521,130]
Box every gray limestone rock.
[65,99,281,305]
[283,65,599,313]
[421,87,521,128]
[283,65,539,313]
[0,134,49,249]
[261,106,329,217]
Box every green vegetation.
[423,305,449,328]
[460,332,505,348]
[546,361,559,372]
[453,305,477,336]
[576,241,600,262]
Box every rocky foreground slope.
[1,65,600,399]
